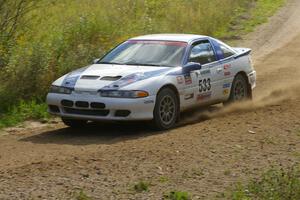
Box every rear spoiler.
[233,47,252,59]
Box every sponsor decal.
[223,63,231,76]
[184,93,194,100]
[224,71,231,76]
[223,83,231,88]
[197,91,212,101]
[199,78,211,92]
[224,64,231,70]
[200,69,211,75]
[223,89,229,95]
[184,74,192,85]
[176,76,184,84]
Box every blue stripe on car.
[210,38,224,60]
[61,66,89,88]
[101,68,172,90]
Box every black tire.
[152,88,179,130]
[225,73,251,105]
[61,117,87,128]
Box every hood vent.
[100,76,122,81]
[81,75,100,80]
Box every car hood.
[60,64,174,91]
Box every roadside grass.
[0,101,49,129]
[133,181,150,193]
[224,169,232,176]
[163,191,191,200]
[226,166,300,200]
[296,130,300,137]
[74,189,92,200]
[242,0,286,32]
[292,151,300,162]
[217,0,286,40]
[159,176,169,183]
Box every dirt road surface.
[1,1,300,199]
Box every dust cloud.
[180,80,300,126]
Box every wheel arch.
[157,84,180,105]
[156,84,181,120]
[235,71,252,99]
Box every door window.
[188,40,216,65]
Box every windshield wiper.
[125,62,160,66]
[98,61,125,65]
[124,62,173,67]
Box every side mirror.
[93,58,100,64]
[182,62,201,74]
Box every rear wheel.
[61,117,87,128]
[225,74,250,105]
[153,88,179,130]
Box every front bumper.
[248,70,256,89]
[46,92,156,121]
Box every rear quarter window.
[220,44,235,58]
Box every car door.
[187,40,224,105]
[211,39,240,101]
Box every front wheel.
[61,117,87,128]
[225,74,251,105]
[152,88,179,130]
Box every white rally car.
[47,34,256,130]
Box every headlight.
[99,90,149,98]
[49,85,73,94]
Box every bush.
[133,181,149,193]
[229,166,300,200]
[164,191,191,200]
[0,101,49,128]
[75,189,92,200]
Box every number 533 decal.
[199,78,211,92]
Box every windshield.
[99,40,187,67]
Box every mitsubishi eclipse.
[47,34,256,130]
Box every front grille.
[75,101,89,108]
[115,110,131,117]
[61,99,74,107]
[64,107,109,116]
[90,102,106,109]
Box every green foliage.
[133,181,149,193]
[75,189,92,200]
[0,0,41,68]
[159,176,169,183]
[224,169,232,176]
[225,0,286,37]
[0,101,49,129]
[164,191,191,200]
[229,166,300,200]
[244,0,285,32]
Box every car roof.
[130,34,209,43]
